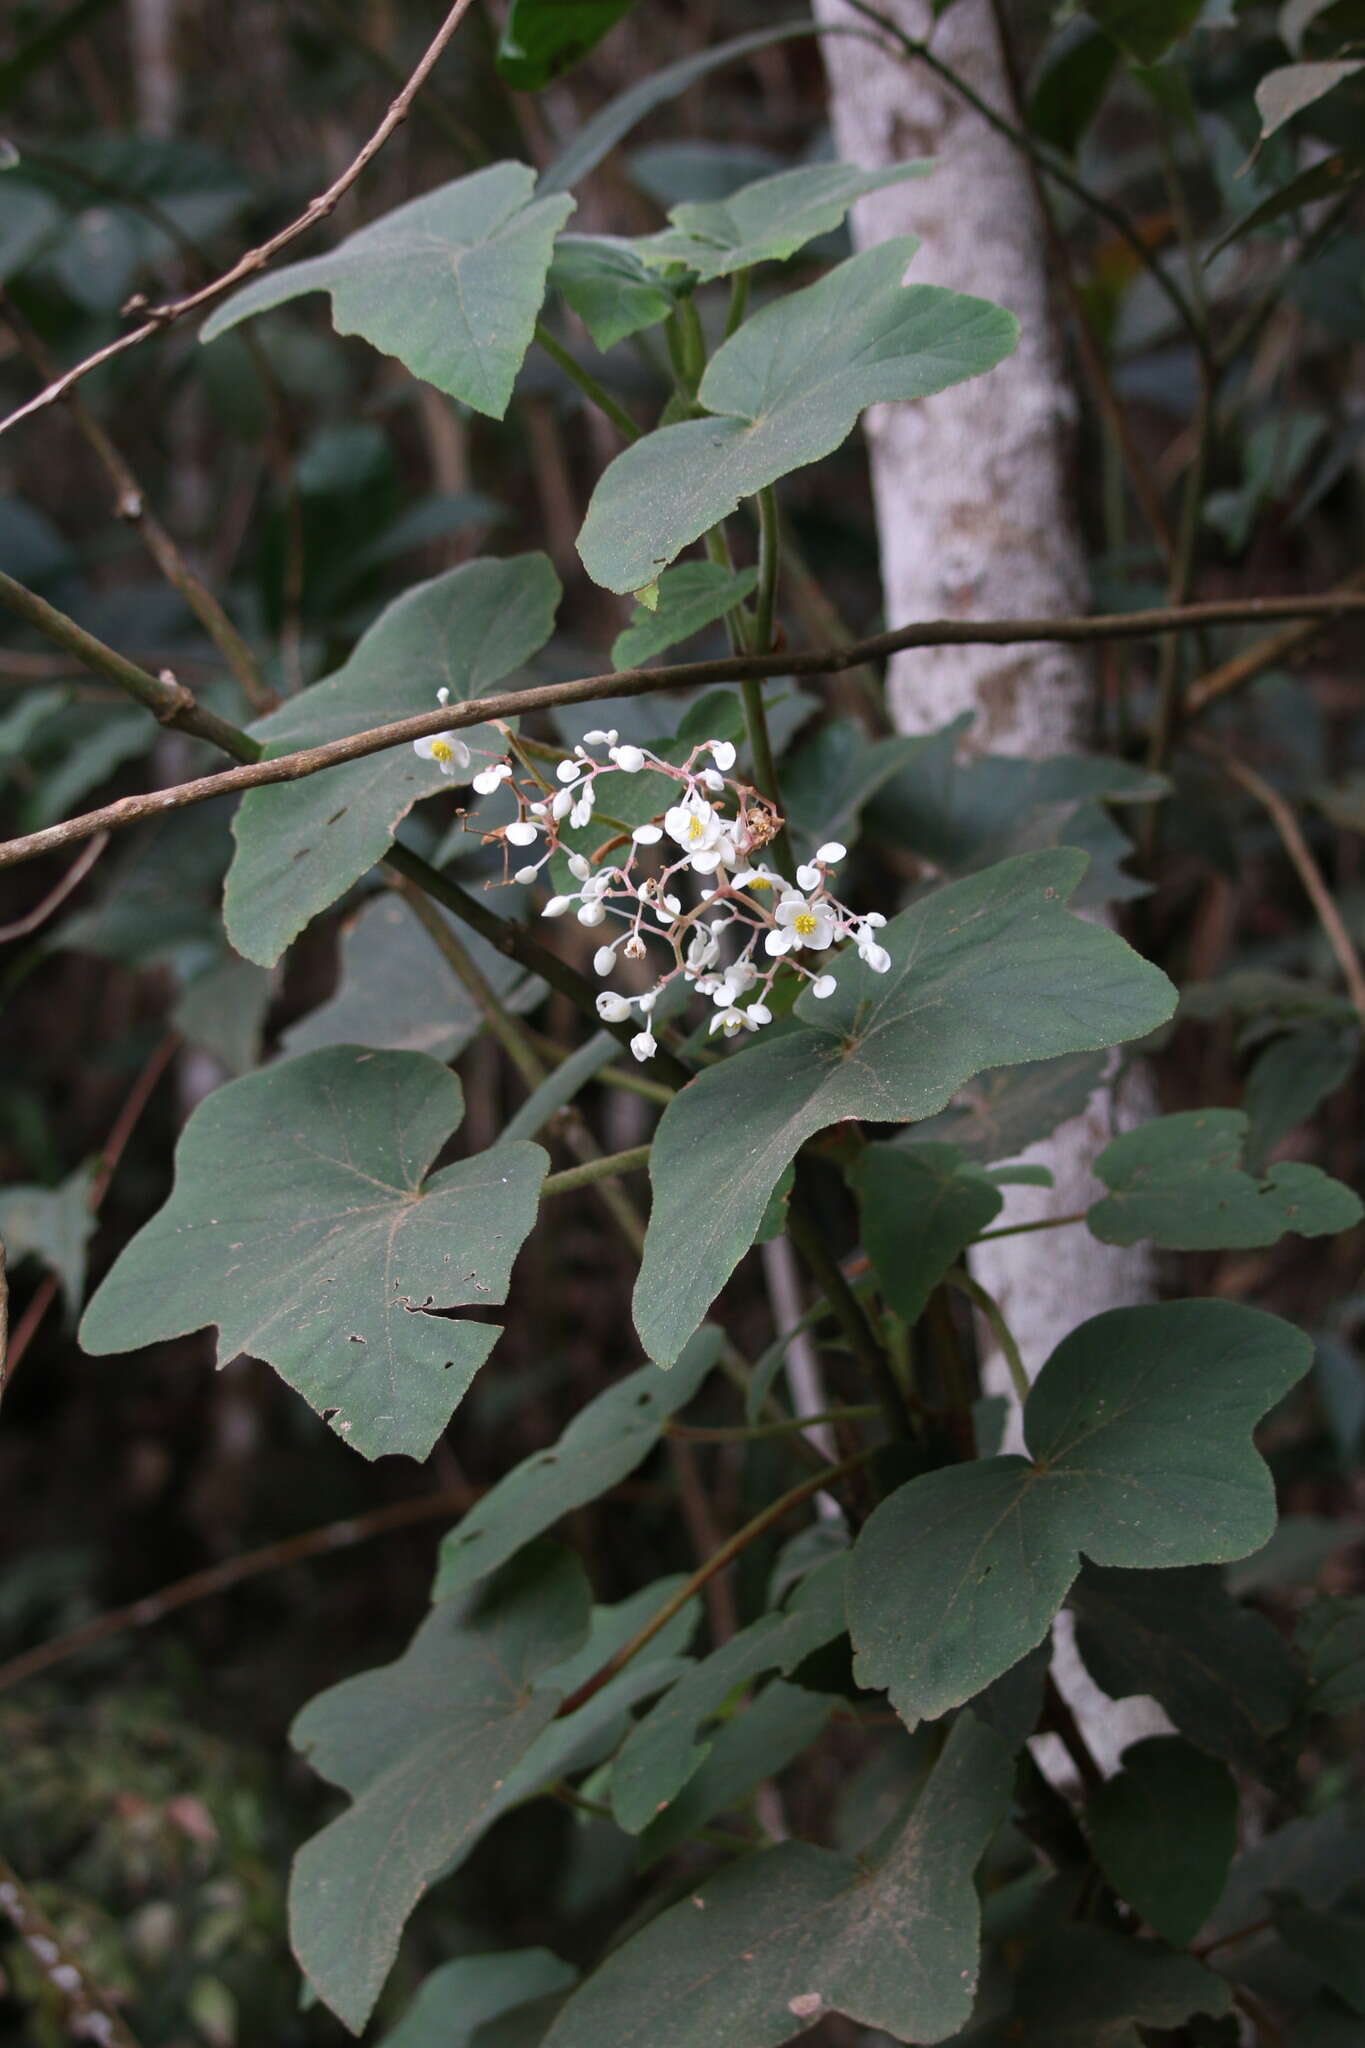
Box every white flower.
[709,739,737,771]
[542,894,573,919]
[609,744,646,773]
[567,853,591,881]
[577,899,606,927]
[593,944,617,977]
[582,873,612,901]
[664,793,722,854]
[623,933,647,960]
[629,1028,657,1063]
[551,787,574,821]
[472,762,514,796]
[735,866,781,894]
[773,893,836,953]
[686,928,720,972]
[513,864,541,885]
[815,840,847,865]
[570,789,596,830]
[795,863,822,893]
[862,911,887,929]
[858,938,892,974]
[556,758,581,783]
[413,731,471,777]
[709,1006,757,1037]
[810,973,837,999]
[506,820,540,847]
[699,768,725,793]
[632,822,663,845]
[746,1002,773,1028]
[597,991,633,1021]
[582,728,618,746]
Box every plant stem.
[554,1448,876,1718]
[541,1145,652,1197]
[944,1267,1029,1406]
[971,1210,1087,1243]
[724,270,751,339]
[534,321,641,442]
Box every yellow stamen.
[687,814,706,841]
[794,912,818,938]
[745,876,773,891]
[430,739,453,764]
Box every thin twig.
[945,1267,1029,1406]
[0,0,480,439]
[1198,740,1365,1027]
[0,1852,142,2045]
[554,1449,875,1719]
[540,1144,652,1197]
[0,1487,474,1696]
[0,831,109,943]
[1186,564,1365,717]
[7,573,1365,873]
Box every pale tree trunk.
[817,0,1165,1766]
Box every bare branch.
[0,831,109,941]
[3,585,1365,875]
[0,0,479,439]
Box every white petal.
[611,745,646,774]
[597,992,632,1021]
[629,1030,656,1063]
[556,759,580,783]
[506,820,540,847]
[582,729,610,745]
[472,768,502,795]
[765,929,794,957]
[437,687,451,706]
[551,788,574,821]
[513,865,540,885]
[811,974,837,999]
[567,853,591,881]
[796,864,821,893]
[709,740,737,771]
[816,841,847,865]
[542,895,573,918]
[593,945,617,976]
[632,823,663,845]
[577,900,606,926]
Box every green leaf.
[1255,60,1365,140]
[635,161,933,282]
[1083,0,1204,64]
[201,165,574,416]
[1088,1109,1362,1249]
[965,1927,1232,2045]
[224,555,560,967]
[909,1049,1110,1163]
[290,1546,591,2033]
[610,561,757,669]
[847,1301,1311,1727]
[1070,1562,1304,1771]
[1298,1596,1365,1716]
[851,1143,1002,1326]
[432,1327,722,1601]
[497,0,638,89]
[80,1048,547,1461]
[283,895,539,1062]
[1205,1812,1365,1969]
[609,1553,847,1833]
[1209,153,1364,258]
[543,1713,1012,2048]
[578,239,1018,593]
[637,1679,835,1867]
[634,850,1174,1367]
[548,235,676,350]
[380,1951,577,2048]
[1087,1736,1238,1946]
[0,1164,95,1316]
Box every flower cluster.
[413,707,891,1061]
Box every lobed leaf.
[201,164,574,416]
[543,1713,1012,2048]
[578,239,1018,593]
[634,850,1175,1367]
[1089,1107,1362,1249]
[80,1048,547,1461]
[634,161,934,282]
[846,1301,1312,1727]
[289,1547,591,2032]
